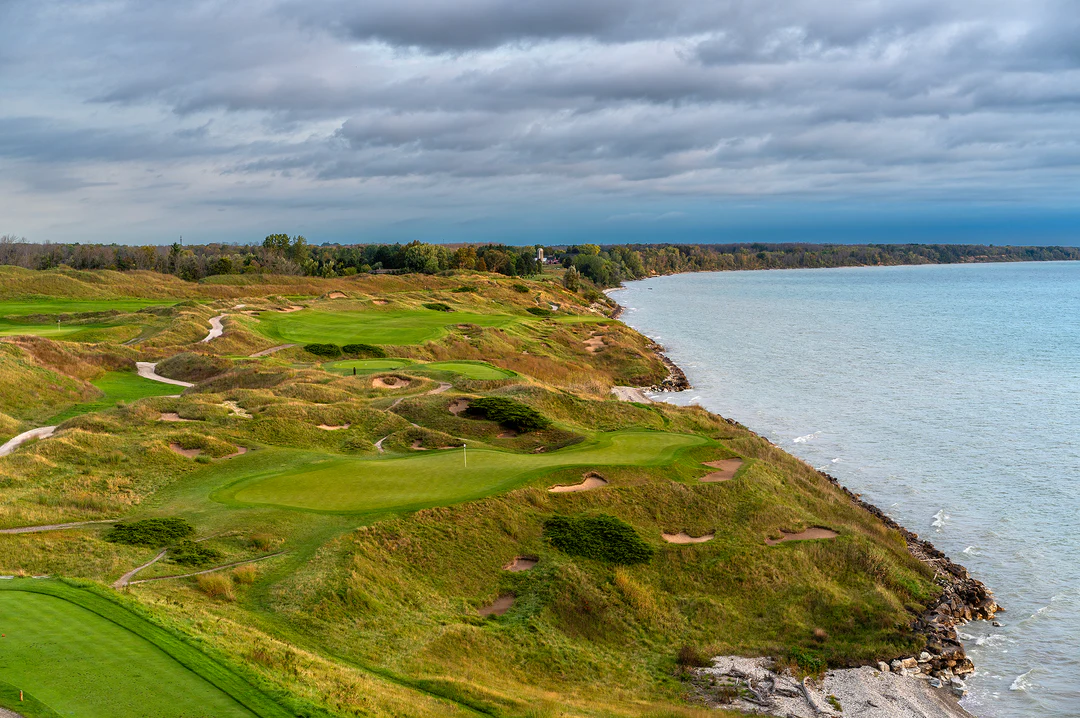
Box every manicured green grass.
[255,308,517,345]
[419,361,515,380]
[0,319,120,338]
[0,298,176,317]
[48,371,181,423]
[0,585,266,718]
[323,358,415,374]
[215,431,708,513]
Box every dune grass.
[215,431,707,513]
[48,371,181,423]
[255,308,517,345]
[0,581,286,718]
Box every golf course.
[254,307,518,345]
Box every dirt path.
[249,343,298,357]
[113,548,167,588]
[0,426,57,458]
[127,551,285,585]
[427,382,452,395]
[200,314,226,343]
[135,361,194,388]
[374,435,390,453]
[0,519,115,534]
[611,386,652,403]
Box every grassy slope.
[0,269,938,718]
[48,371,182,423]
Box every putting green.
[0,589,256,718]
[324,358,414,374]
[419,361,515,380]
[48,371,182,423]
[217,431,708,513]
[255,308,516,345]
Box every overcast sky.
[2,0,1079,246]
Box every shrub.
[526,307,553,317]
[511,283,529,293]
[451,285,478,293]
[250,533,278,551]
[105,518,194,546]
[466,397,551,432]
[304,343,341,357]
[785,647,826,676]
[676,645,712,668]
[422,302,452,312]
[341,343,387,358]
[169,539,222,567]
[544,514,654,564]
[196,573,234,601]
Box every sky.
[2,0,1079,247]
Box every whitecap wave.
[793,431,821,444]
[1010,669,1035,692]
[962,545,980,556]
[932,509,948,530]
[830,457,842,463]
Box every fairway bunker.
[317,423,351,430]
[503,556,538,572]
[278,305,304,313]
[766,527,838,545]
[700,458,743,482]
[448,398,470,415]
[223,447,248,459]
[549,472,608,493]
[372,376,408,390]
[169,443,201,458]
[327,292,347,299]
[158,412,193,422]
[662,532,714,544]
[584,333,605,352]
[479,594,515,617]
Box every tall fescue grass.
[196,572,235,601]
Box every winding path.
[0,426,57,458]
[135,362,194,388]
[249,343,297,357]
[0,519,115,535]
[200,314,226,343]
[427,382,452,395]
[113,548,167,588]
[126,551,285,585]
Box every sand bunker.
[503,556,538,572]
[479,594,515,617]
[317,423,351,431]
[700,458,743,482]
[372,376,408,390]
[222,400,252,418]
[549,472,608,493]
[662,532,715,544]
[277,305,304,313]
[497,430,517,439]
[583,334,605,353]
[448,398,470,415]
[169,443,201,458]
[327,291,347,299]
[373,299,389,305]
[158,412,193,422]
[223,447,248,459]
[766,527,838,546]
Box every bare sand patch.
[373,299,389,305]
[700,458,743,482]
[662,532,715,544]
[317,423,350,431]
[549,472,608,493]
[250,343,298,357]
[611,386,651,403]
[479,594,515,617]
[427,382,452,395]
[448,398,470,415]
[583,334,605,353]
[278,305,304,313]
[169,443,202,458]
[327,291,347,299]
[222,400,252,418]
[497,430,517,439]
[766,527,838,546]
[223,446,248,459]
[411,439,426,450]
[503,556,538,572]
[372,376,408,390]
[158,412,193,422]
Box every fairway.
[0,298,176,316]
[324,358,414,373]
[419,361,515,380]
[255,308,516,345]
[48,371,181,422]
[0,319,122,339]
[219,431,708,512]
[0,590,255,718]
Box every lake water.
[613,262,1080,718]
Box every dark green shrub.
[304,343,341,357]
[511,283,529,293]
[422,302,452,312]
[543,514,654,564]
[105,518,194,546]
[466,397,551,431]
[169,539,222,567]
[451,285,478,293]
[525,307,552,317]
[341,343,387,358]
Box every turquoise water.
[615,261,1080,718]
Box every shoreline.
[605,282,1000,700]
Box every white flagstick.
[463,443,467,467]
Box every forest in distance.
[1,233,1078,288]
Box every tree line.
[1,233,1076,286]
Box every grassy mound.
[156,352,233,383]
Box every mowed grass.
[48,371,181,423]
[0,589,257,718]
[324,358,414,374]
[0,319,121,339]
[217,431,707,513]
[419,361,515,380]
[0,298,176,316]
[255,308,517,345]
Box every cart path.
[135,361,194,388]
[113,548,168,588]
[0,426,57,458]
[249,343,297,357]
[127,551,286,585]
[201,314,226,342]
[0,519,115,534]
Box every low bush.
[422,302,452,312]
[466,397,551,431]
[169,539,222,567]
[249,533,278,551]
[196,573,234,601]
[341,343,387,358]
[451,285,478,293]
[526,307,552,317]
[105,518,194,546]
[233,564,259,584]
[304,343,341,357]
[544,513,654,564]
[676,645,712,668]
[511,283,530,293]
